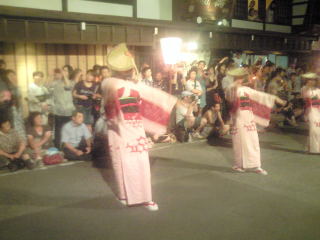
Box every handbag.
[43,153,64,165]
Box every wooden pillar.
[15,42,29,116]
[95,44,104,66]
[87,45,95,70]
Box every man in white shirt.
[61,110,92,161]
[185,69,202,105]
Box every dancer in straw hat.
[225,68,286,175]
[301,72,320,153]
[102,43,176,211]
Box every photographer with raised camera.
[73,70,101,132]
[175,91,199,142]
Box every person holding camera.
[175,91,199,142]
[73,70,101,132]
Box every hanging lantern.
[160,37,182,65]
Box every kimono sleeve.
[138,83,177,135]
[246,87,277,127]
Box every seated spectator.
[26,112,63,165]
[193,102,230,138]
[28,71,50,125]
[175,91,199,142]
[0,117,35,171]
[61,110,92,161]
[141,67,153,86]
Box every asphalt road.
[0,129,319,240]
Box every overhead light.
[222,19,228,26]
[80,22,86,31]
[209,32,213,39]
[160,37,182,65]
[154,27,158,35]
[187,42,198,51]
[217,21,223,26]
[251,35,255,41]
[196,16,203,24]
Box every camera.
[190,94,198,102]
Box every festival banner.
[248,0,259,21]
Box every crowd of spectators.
[0,53,319,172]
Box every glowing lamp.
[160,37,182,65]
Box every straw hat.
[106,43,136,72]
[227,67,249,77]
[301,72,318,79]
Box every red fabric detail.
[140,99,171,126]
[305,98,320,109]
[230,97,271,121]
[123,112,141,120]
[250,99,271,120]
[125,136,149,153]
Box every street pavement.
[0,128,319,240]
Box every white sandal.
[254,168,268,175]
[117,198,127,206]
[143,201,159,211]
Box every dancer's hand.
[276,97,286,106]
[75,150,84,156]
[85,147,91,154]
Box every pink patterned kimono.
[103,78,176,205]
[226,85,277,169]
[302,86,320,153]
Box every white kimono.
[226,85,276,169]
[302,86,320,153]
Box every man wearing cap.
[225,67,286,175]
[175,91,198,142]
[301,72,320,153]
[102,43,176,211]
